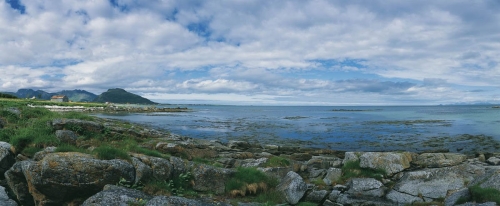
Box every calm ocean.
[94,105,500,152]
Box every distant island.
[1,88,157,105]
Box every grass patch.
[226,167,279,198]
[468,185,500,204]
[62,112,95,121]
[93,145,131,161]
[55,144,88,153]
[142,172,195,197]
[21,147,43,157]
[341,160,386,182]
[265,156,290,167]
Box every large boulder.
[322,168,342,185]
[0,142,15,177]
[342,152,363,164]
[388,163,484,204]
[414,153,467,168]
[81,185,152,206]
[359,152,413,176]
[6,152,135,205]
[131,154,173,181]
[131,157,153,185]
[0,186,18,206]
[192,164,234,194]
[304,190,329,204]
[276,171,307,205]
[346,178,386,198]
[470,168,500,191]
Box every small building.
[51,95,69,102]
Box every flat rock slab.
[359,152,414,176]
[414,153,467,168]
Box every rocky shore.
[27,104,189,113]
[0,116,499,205]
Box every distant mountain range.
[1,88,157,104]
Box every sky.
[1,0,499,105]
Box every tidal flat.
[95,105,500,154]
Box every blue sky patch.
[6,0,25,14]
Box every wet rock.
[5,161,35,206]
[304,190,329,204]
[414,153,467,168]
[359,152,413,176]
[276,171,307,205]
[81,185,152,206]
[0,142,15,177]
[323,168,342,186]
[145,196,207,206]
[346,178,386,198]
[0,186,18,206]
[55,130,78,145]
[444,188,470,206]
[307,156,342,169]
[290,153,312,161]
[192,164,234,194]
[7,152,135,205]
[486,157,500,165]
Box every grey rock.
[55,130,78,145]
[192,164,234,194]
[477,169,500,191]
[337,193,394,206]
[145,195,206,206]
[322,199,340,206]
[217,158,236,168]
[346,178,386,197]
[5,161,35,206]
[304,190,329,204]
[51,118,103,133]
[359,152,413,176]
[307,156,342,169]
[328,190,342,201]
[0,186,17,206]
[131,157,153,185]
[342,152,363,164]
[0,142,15,176]
[258,167,292,179]
[241,158,268,167]
[170,156,188,177]
[323,168,342,185]
[386,190,423,204]
[81,185,152,206]
[308,168,326,178]
[486,157,500,165]
[32,146,56,161]
[414,153,467,168]
[445,188,470,206]
[290,153,313,161]
[276,171,308,205]
[132,153,173,181]
[456,203,497,206]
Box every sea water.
[94,105,500,152]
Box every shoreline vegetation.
[1,98,500,205]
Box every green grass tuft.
[265,156,290,167]
[341,160,387,182]
[55,144,88,153]
[469,185,500,204]
[93,145,131,161]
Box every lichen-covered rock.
[336,193,393,206]
[307,155,342,169]
[145,195,209,206]
[342,152,363,164]
[170,156,188,178]
[227,140,251,150]
[359,152,413,176]
[81,185,152,206]
[414,153,467,168]
[192,164,234,194]
[386,190,424,204]
[346,178,386,197]
[304,190,329,204]
[323,168,342,185]
[241,158,268,167]
[0,142,15,177]
[32,147,56,161]
[131,157,153,185]
[7,152,135,205]
[257,167,292,179]
[474,168,500,191]
[5,161,35,206]
[308,168,326,178]
[390,163,484,203]
[276,171,307,205]
[132,153,173,181]
[486,157,500,165]
[55,130,78,145]
[0,186,18,206]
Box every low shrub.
[468,185,500,204]
[93,145,130,161]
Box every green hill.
[93,88,157,104]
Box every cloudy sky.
[1,0,499,105]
